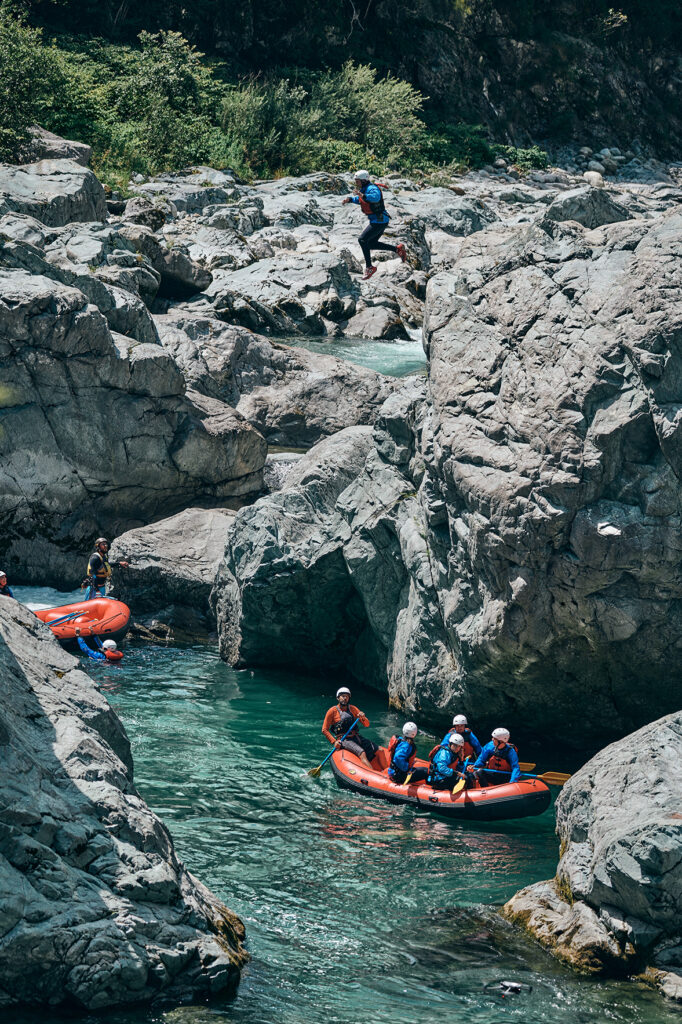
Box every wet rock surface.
[0,599,246,1009]
[504,712,682,1000]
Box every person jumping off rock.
[342,170,407,280]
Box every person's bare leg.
[359,752,373,769]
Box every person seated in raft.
[0,570,14,598]
[441,714,482,760]
[427,732,468,791]
[387,722,429,785]
[322,686,378,769]
[468,728,520,787]
[75,629,121,662]
[82,537,129,599]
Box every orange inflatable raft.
[330,746,552,821]
[35,598,131,648]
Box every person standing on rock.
[0,570,14,598]
[342,170,407,280]
[322,686,378,768]
[469,728,520,786]
[83,537,129,600]
[441,714,482,761]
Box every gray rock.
[0,272,266,584]
[110,507,236,628]
[155,311,397,447]
[0,599,246,1009]
[582,170,605,189]
[206,252,357,335]
[588,160,606,174]
[504,711,682,997]
[211,426,379,675]
[24,126,92,167]
[0,159,107,226]
[541,186,632,229]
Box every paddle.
[519,762,536,772]
[451,777,466,795]
[308,717,360,778]
[45,611,81,628]
[474,766,572,786]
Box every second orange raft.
[330,746,551,821]
[35,598,131,647]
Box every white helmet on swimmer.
[354,169,370,181]
[452,714,468,726]
[336,686,351,698]
[402,721,418,738]
[492,727,510,741]
[448,733,465,747]
[102,639,117,651]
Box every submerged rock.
[0,600,246,1009]
[504,711,682,999]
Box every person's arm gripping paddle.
[309,717,361,778]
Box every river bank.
[7,588,680,1024]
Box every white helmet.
[0,569,6,577]
[354,169,370,181]
[402,721,418,738]
[492,727,510,741]
[102,639,117,651]
[336,686,351,698]
[448,733,465,747]
[452,714,468,726]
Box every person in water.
[75,629,121,662]
[322,686,378,769]
[469,728,520,786]
[342,170,407,280]
[388,721,429,785]
[428,732,467,790]
[441,714,482,760]
[83,537,129,599]
[0,570,14,598]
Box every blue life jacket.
[428,744,464,784]
[440,728,482,759]
[388,738,415,777]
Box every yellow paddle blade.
[451,778,466,796]
[307,765,322,778]
[519,762,536,772]
[538,771,572,786]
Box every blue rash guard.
[429,744,465,785]
[440,729,482,757]
[349,183,390,224]
[0,584,14,598]
[77,635,106,662]
[388,738,415,778]
[473,741,521,782]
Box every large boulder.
[206,252,357,335]
[504,711,682,999]
[156,311,397,447]
[0,159,107,226]
[23,126,92,167]
[212,426,381,677]
[0,272,266,584]
[541,185,633,229]
[212,203,682,746]
[0,599,246,1009]
[110,506,236,631]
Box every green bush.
[493,143,548,169]
[0,3,60,161]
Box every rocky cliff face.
[214,180,682,746]
[0,598,246,1010]
[503,711,682,1001]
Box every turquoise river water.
[12,587,681,1024]
[280,334,427,377]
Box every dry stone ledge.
[23,126,92,167]
[503,712,682,1001]
[0,271,266,585]
[0,158,107,226]
[110,507,236,630]
[0,599,247,1010]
